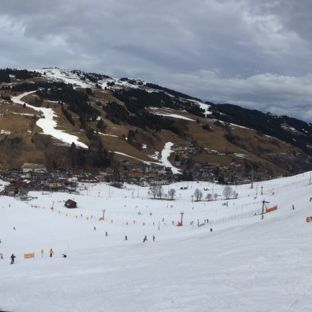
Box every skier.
[210,228,213,232]
[10,253,16,264]
[292,204,295,210]
[105,232,108,237]
[143,235,147,243]
[152,235,155,242]
[49,248,54,258]
[0,253,3,260]
[125,235,128,241]
[41,249,44,257]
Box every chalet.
[1,180,29,197]
[65,199,77,209]
[21,163,47,174]
[48,181,64,191]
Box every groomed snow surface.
[11,92,88,149]
[1,172,312,311]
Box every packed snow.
[189,100,212,117]
[1,172,312,311]
[159,142,181,174]
[11,92,88,149]
[112,142,182,174]
[99,132,119,138]
[152,112,195,121]
[0,130,11,135]
[113,151,157,165]
[234,153,246,158]
[36,68,94,89]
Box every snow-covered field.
[1,173,312,311]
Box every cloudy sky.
[1,0,312,120]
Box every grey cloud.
[0,0,312,120]
[163,70,312,121]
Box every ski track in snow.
[153,112,195,121]
[113,151,157,165]
[11,91,88,149]
[112,142,182,175]
[1,172,312,311]
[160,142,181,174]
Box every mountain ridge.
[0,67,311,183]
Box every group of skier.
[0,248,62,264]
[143,235,156,243]
[2,231,158,265]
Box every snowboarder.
[49,248,54,258]
[10,253,16,264]
[143,235,147,243]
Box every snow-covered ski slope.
[11,92,88,149]
[1,172,312,312]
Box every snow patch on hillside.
[99,132,119,138]
[36,68,93,88]
[160,142,181,174]
[190,99,212,116]
[153,112,195,121]
[0,130,11,135]
[113,151,156,165]
[112,142,182,174]
[11,91,88,149]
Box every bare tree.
[157,185,164,199]
[149,185,159,199]
[223,186,233,200]
[150,184,164,199]
[233,191,239,199]
[194,189,203,201]
[206,193,213,201]
[168,188,176,200]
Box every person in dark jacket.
[10,253,16,264]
